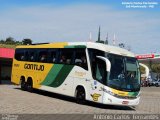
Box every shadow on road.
[14,87,135,111]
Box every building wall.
[0,48,14,84]
[0,62,1,84]
[1,66,12,80]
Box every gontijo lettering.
[24,63,44,71]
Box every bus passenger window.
[52,57,56,63]
[81,56,87,64]
[15,49,25,61]
[21,55,25,61]
[59,49,73,65]
[74,49,88,70]
[30,53,34,61]
[60,55,66,64]
[66,59,71,64]
[47,49,57,63]
[28,50,36,62]
[40,54,46,62]
[24,51,29,61]
[88,49,105,79]
[38,50,48,63]
[51,53,56,63]
[95,58,106,83]
[75,59,82,65]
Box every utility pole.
[89,32,92,42]
[105,33,109,44]
[113,33,116,46]
[98,26,101,42]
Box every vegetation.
[22,38,32,45]
[139,63,160,79]
[0,37,33,49]
[140,65,145,74]
[150,64,160,79]
[0,44,17,49]
[118,43,131,51]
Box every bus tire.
[75,87,86,104]
[26,78,33,92]
[156,83,159,87]
[20,77,26,91]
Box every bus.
[11,42,141,106]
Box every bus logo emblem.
[91,93,101,101]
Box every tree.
[151,64,160,80]
[15,41,22,45]
[118,43,125,48]
[0,39,5,44]
[22,38,32,45]
[118,43,132,51]
[151,64,160,73]
[5,37,15,44]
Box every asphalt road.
[0,85,160,115]
[0,85,160,120]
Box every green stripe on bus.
[41,64,64,86]
[128,92,139,97]
[48,65,74,87]
[64,45,86,48]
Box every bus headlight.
[106,90,137,99]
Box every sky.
[0,0,160,54]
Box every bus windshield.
[107,54,140,92]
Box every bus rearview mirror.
[96,56,111,72]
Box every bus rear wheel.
[75,87,86,104]
[26,78,33,92]
[20,78,26,91]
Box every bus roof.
[16,42,135,57]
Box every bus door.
[90,58,107,103]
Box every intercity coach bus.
[11,42,141,106]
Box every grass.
[0,44,17,49]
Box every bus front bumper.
[103,93,140,106]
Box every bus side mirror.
[139,63,149,78]
[96,56,111,72]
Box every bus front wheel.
[75,87,86,104]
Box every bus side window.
[48,49,57,63]
[15,49,25,61]
[28,49,36,62]
[38,49,48,63]
[24,50,29,61]
[88,49,105,79]
[74,49,88,70]
[59,49,73,64]
[95,58,106,83]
